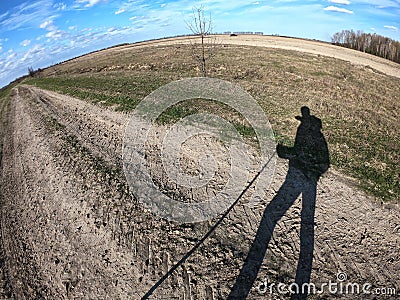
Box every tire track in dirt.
[0,86,399,299]
[2,87,140,298]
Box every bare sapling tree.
[186,6,218,77]
[28,66,35,77]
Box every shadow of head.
[295,106,310,121]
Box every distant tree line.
[331,30,400,63]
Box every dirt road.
[0,85,398,299]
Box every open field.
[24,36,400,201]
[45,35,400,78]
[0,35,399,299]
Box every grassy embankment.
[0,83,17,164]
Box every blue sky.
[0,0,399,87]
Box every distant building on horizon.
[220,31,264,35]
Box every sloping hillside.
[0,36,399,299]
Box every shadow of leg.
[292,179,316,300]
[228,167,303,299]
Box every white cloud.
[105,26,137,36]
[0,11,9,20]
[39,20,50,28]
[40,20,57,31]
[20,39,31,47]
[0,0,53,31]
[39,19,69,40]
[114,1,137,15]
[4,59,15,69]
[351,0,400,8]
[46,31,62,39]
[64,25,139,50]
[75,0,107,8]
[328,0,351,4]
[244,4,274,14]
[7,52,17,60]
[115,8,125,14]
[384,25,398,31]
[324,5,354,13]
[54,2,67,11]
[21,45,39,62]
[129,15,163,28]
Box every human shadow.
[228,106,330,299]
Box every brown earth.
[0,82,398,299]
[70,35,400,79]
